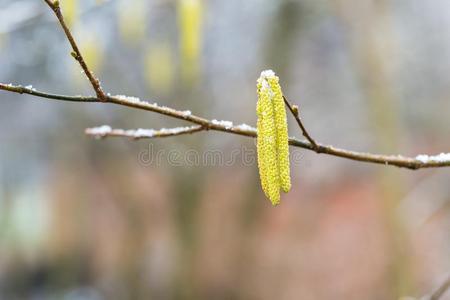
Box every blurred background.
[0,0,449,299]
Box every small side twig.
[85,125,204,140]
[283,96,320,152]
[43,0,106,101]
[0,83,98,102]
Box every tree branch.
[0,83,98,102]
[1,83,449,170]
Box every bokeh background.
[0,0,449,299]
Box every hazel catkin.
[256,70,291,205]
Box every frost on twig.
[415,153,450,164]
[212,119,234,129]
[234,123,256,132]
[85,125,204,140]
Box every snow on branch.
[85,125,204,140]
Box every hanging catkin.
[256,70,291,205]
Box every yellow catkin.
[178,0,203,83]
[256,70,291,205]
[117,0,147,45]
[62,0,78,26]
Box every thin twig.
[43,0,106,101]
[85,125,204,140]
[283,95,319,151]
[0,83,98,102]
[1,83,449,170]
